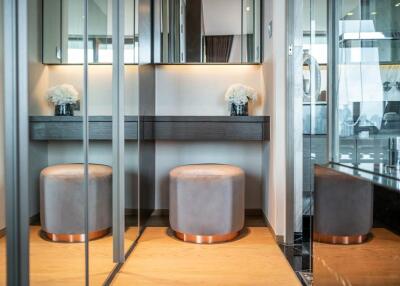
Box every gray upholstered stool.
[40,164,112,242]
[314,165,373,244]
[169,164,245,244]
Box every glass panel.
[87,0,115,283]
[28,0,86,284]
[86,1,139,283]
[242,0,261,63]
[302,0,328,277]
[335,0,400,169]
[315,0,400,285]
[42,0,137,64]
[0,0,5,283]
[154,0,262,64]
[124,0,140,256]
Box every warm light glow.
[246,6,251,12]
[346,12,354,16]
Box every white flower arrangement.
[224,84,257,105]
[46,84,79,105]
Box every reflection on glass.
[335,0,400,167]
[155,0,261,64]
[314,1,400,285]
[0,0,5,283]
[43,0,138,64]
[301,0,329,276]
[124,0,140,254]
[30,0,86,284]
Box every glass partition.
[29,0,87,284]
[26,0,138,284]
[313,0,400,285]
[0,0,5,283]
[124,0,140,257]
[87,0,115,283]
[43,0,138,64]
[87,0,139,283]
[333,0,400,169]
[299,0,328,279]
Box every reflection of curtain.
[205,35,234,63]
[246,34,254,62]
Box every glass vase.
[55,103,74,116]
[230,103,248,116]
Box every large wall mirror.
[154,0,262,64]
[43,0,138,64]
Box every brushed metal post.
[112,0,126,263]
[4,0,30,284]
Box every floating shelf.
[30,116,270,141]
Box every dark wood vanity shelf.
[30,116,270,141]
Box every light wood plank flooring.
[0,226,139,286]
[314,228,400,286]
[112,227,301,286]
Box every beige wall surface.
[155,65,264,116]
[261,0,287,237]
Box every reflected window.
[335,0,400,165]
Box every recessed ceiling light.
[371,11,377,15]
[347,12,354,16]
[246,6,251,12]
[395,2,400,7]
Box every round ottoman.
[40,164,112,242]
[169,164,245,244]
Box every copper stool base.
[43,228,110,243]
[314,232,369,245]
[175,231,239,244]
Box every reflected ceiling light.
[346,12,354,16]
[395,2,400,7]
[370,11,377,15]
[246,6,251,12]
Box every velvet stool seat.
[314,165,373,244]
[40,164,112,242]
[169,164,245,244]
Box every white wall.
[155,65,265,210]
[261,0,287,238]
[156,65,264,115]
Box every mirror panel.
[156,0,262,64]
[43,0,137,64]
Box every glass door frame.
[4,0,30,284]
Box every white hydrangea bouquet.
[46,84,79,116]
[224,84,257,116]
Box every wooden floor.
[314,228,400,286]
[112,227,301,286]
[0,226,139,286]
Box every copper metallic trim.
[43,228,110,243]
[314,232,369,245]
[175,231,239,244]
